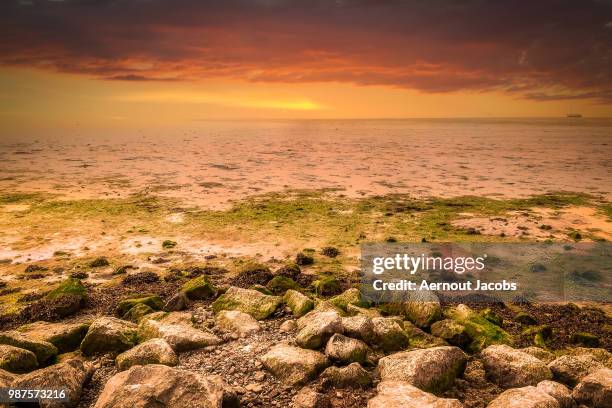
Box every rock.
[378,346,467,393]
[567,347,612,368]
[324,333,372,365]
[80,317,138,356]
[0,344,37,373]
[280,320,297,332]
[266,275,300,294]
[215,310,261,338]
[520,347,556,364]
[146,311,194,326]
[17,321,90,354]
[42,278,86,318]
[367,381,463,408]
[570,332,600,348]
[481,345,552,388]
[296,311,343,349]
[321,362,372,388]
[181,276,217,300]
[260,343,329,386]
[313,299,346,315]
[249,284,273,295]
[404,320,448,348]
[274,263,301,280]
[0,367,17,387]
[487,386,560,408]
[341,315,374,343]
[312,276,341,296]
[92,364,239,408]
[446,304,512,352]
[431,319,471,349]
[547,354,604,387]
[328,288,362,312]
[138,318,221,352]
[571,368,612,408]
[13,358,94,408]
[347,304,382,318]
[163,292,189,312]
[284,289,314,317]
[123,303,154,323]
[212,286,282,320]
[90,257,110,267]
[402,295,442,328]
[371,317,410,352]
[292,387,330,408]
[117,295,164,315]
[480,308,503,327]
[296,252,314,266]
[515,312,538,325]
[0,330,58,364]
[115,339,178,371]
[536,380,576,408]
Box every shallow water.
[1,118,611,207]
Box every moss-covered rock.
[117,295,164,315]
[162,240,177,249]
[481,308,503,327]
[523,325,552,348]
[274,263,301,280]
[430,319,471,349]
[249,284,273,295]
[17,321,90,354]
[212,286,282,320]
[312,276,341,296]
[0,344,38,373]
[296,252,314,266]
[43,278,87,318]
[80,317,138,356]
[123,303,155,323]
[515,312,538,326]
[371,317,410,352]
[328,288,362,312]
[89,257,110,267]
[266,275,300,295]
[181,276,217,300]
[0,331,58,364]
[447,304,512,352]
[284,289,314,318]
[570,332,600,348]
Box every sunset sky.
[1,0,611,133]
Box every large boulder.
[342,315,375,343]
[566,347,612,368]
[401,294,442,328]
[487,386,560,408]
[571,368,612,408]
[371,317,410,352]
[215,310,261,338]
[80,317,137,356]
[13,358,94,408]
[17,321,90,354]
[138,319,221,352]
[481,345,552,388]
[212,286,281,320]
[324,333,372,365]
[378,346,467,393]
[284,289,314,318]
[320,362,372,388]
[0,330,58,363]
[260,343,329,386]
[547,354,604,387]
[296,311,343,349]
[115,339,178,371]
[0,344,37,373]
[536,380,576,408]
[92,364,239,408]
[367,381,463,408]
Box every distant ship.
[566,113,583,118]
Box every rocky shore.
[0,255,610,408]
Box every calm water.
[1,118,611,207]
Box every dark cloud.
[1,0,611,102]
